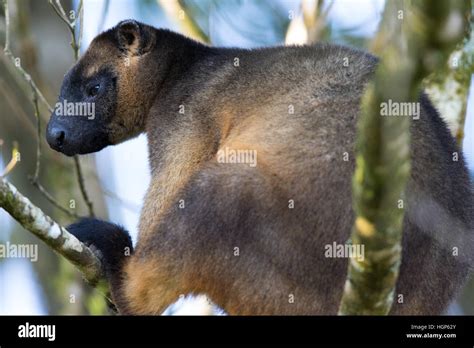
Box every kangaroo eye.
[88,84,100,97]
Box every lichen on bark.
[338,0,470,315]
[0,176,105,286]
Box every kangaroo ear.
[116,20,153,55]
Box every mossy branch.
[0,176,105,286]
[338,0,470,315]
[0,0,108,298]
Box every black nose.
[47,125,66,149]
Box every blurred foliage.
[0,0,108,314]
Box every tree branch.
[157,0,210,44]
[1,0,52,113]
[338,0,470,315]
[48,0,84,60]
[73,156,95,217]
[48,0,95,217]
[0,176,104,286]
[1,0,84,218]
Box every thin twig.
[73,156,95,217]
[0,74,37,135]
[48,0,69,25]
[72,0,95,217]
[27,80,78,220]
[30,180,81,219]
[2,0,52,113]
[2,0,9,50]
[27,91,80,219]
[48,0,95,217]
[48,0,83,60]
[2,0,51,112]
[54,0,68,18]
[32,90,41,181]
[2,0,81,217]
[77,0,84,49]
[1,141,19,177]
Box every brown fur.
[54,21,474,315]
[77,23,158,145]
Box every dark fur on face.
[46,20,158,155]
[46,65,117,155]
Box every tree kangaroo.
[46,20,474,315]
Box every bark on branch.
[0,176,104,286]
[338,0,470,315]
